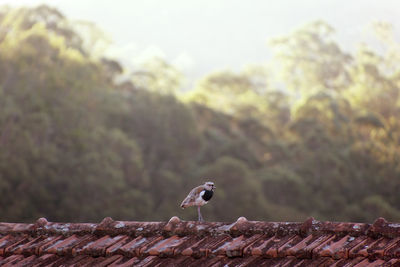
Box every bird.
[180,181,215,221]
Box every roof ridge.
[0,216,399,238]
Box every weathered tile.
[81,235,127,256]
[0,235,27,256]
[213,234,263,257]
[147,235,188,257]
[117,235,163,257]
[1,216,400,266]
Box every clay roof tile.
[0,216,400,266]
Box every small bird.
[180,181,215,221]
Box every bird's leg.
[197,206,203,222]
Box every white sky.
[1,0,399,81]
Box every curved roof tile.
[0,216,399,266]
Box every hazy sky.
[1,0,398,81]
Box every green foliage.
[131,57,184,95]
[1,5,400,223]
[270,20,352,95]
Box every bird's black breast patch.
[202,190,213,201]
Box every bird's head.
[204,181,215,191]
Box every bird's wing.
[180,185,205,208]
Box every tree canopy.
[1,5,400,223]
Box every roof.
[1,216,400,266]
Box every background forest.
[1,5,400,223]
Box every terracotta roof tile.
[0,254,25,265]
[385,239,400,259]
[43,234,82,255]
[1,216,400,266]
[107,256,141,267]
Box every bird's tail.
[181,200,191,209]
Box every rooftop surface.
[1,216,400,266]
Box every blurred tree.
[186,70,267,117]
[1,5,400,224]
[346,45,399,119]
[131,57,184,95]
[185,68,291,134]
[270,20,352,94]
[0,5,151,222]
[72,20,112,58]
